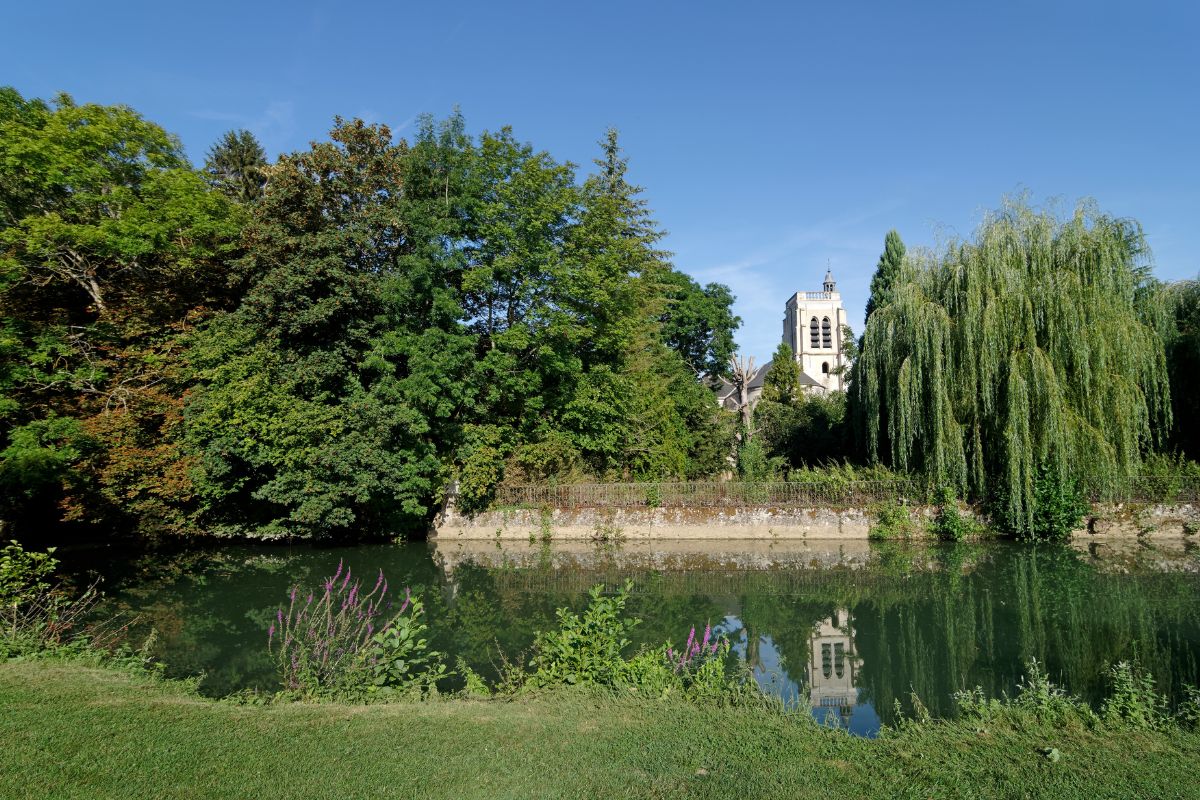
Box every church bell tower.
[782,269,848,393]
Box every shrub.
[1,540,127,657]
[1025,463,1090,541]
[529,580,639,687]
[957,659,1097,726]
[1101,660,1169,730]
[869,499,918,540]
[929,486,978,541]
[269,561,444,698]
[1,540,57,611]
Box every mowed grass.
[1,661,1198,800]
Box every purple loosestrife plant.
[667,622,723,674]
[267,561,442,698]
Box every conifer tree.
[203,129,268,203]
[865,230,905,321]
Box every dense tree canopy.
[1162,278,1200,458]
[0,89,243,538]
[854,198,1171,534]
[0,88,739,541]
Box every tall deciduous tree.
[855,198,1171,535]
[186,117,475,540]
[0,88,243,537]
[658,272,740,378]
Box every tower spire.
[823,264,836,294]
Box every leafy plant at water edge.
[955,658,1097,726]
[268,561,444,697]
[529,579,639,687]
[1024,462,1090,541]
[929,486,978,541]
[1,539,57,610]
[869,499,918,540]
[1101,660,1169,730]
[1,540,131,656]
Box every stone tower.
[782,269,848,392]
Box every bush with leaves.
[1024,462,1090,541]
[527,581,749,700]
[929,486,980,541]
[1101,660,1170,730]
[1,540,127,656]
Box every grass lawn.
[1,660,1198,799]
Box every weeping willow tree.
[855,198,1172,534]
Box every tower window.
[809,317,819,348]
[821,317,832,348]
[822,362,829,374]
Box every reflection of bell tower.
[806,608,860,726]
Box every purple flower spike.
[341,569,352,591]
[290,586,297,603]
[333,559,343,583]
[277,608,283,625]
[373,570,384,592]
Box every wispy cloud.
[187,100,296,157]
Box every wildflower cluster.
[666,623,720,673]
[268,560,441,697]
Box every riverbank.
[2,659,1197,800]
[434,501,1200,541]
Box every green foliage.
[929,486,977,541]
[956,659,1097,727]
[0,88,243,539]
[186,117,473,540]
[1162,278,1200,458]
[658,271,740,379]
[0,539,123,656]
[1020,462,1089,542]
[366,597,448,695]
[865,229,905,321]
[1,90,736,538]
[530,580,640,687]
[735,436,774,482]
[1101,660,1169,730]
[525,581,747,701]
[203,129,267,203]
[0,539,57,610]
[856,198,1170,537]
[869,499,918,540]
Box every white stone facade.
[782,271,847,393]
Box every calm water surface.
[64,537,1200,737]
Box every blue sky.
[4,0,1197,361]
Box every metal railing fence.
[490,476,1200,510]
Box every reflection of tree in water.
[67,540,1200,714]
[77,544,443,695]
[853,544,1200,724]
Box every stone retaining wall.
[431,501,1199,541]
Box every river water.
[64,537,1200,737]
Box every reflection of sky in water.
[721,614,882,738]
